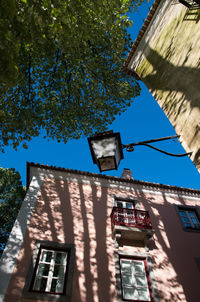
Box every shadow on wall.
[2,177,200,302]
[134,188,200,302]
[139,47,200,170]
[141,47,200,113]
[138,7,200,115]
[2,178,117,302]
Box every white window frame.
[115,199,135,225]
[116,200,134,209]
[22,241,75,302]
[32,248,68,294]
[115,197,137,209]
[120,257,153,302]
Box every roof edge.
[123,0,162,76]
[26,162,200,195]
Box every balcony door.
[115,200,135,225]
[116,200,135,209]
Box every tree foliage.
[0,167,25,255]
[0,0,143,151]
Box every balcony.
[111,207,154,241]
[179,0,200,9]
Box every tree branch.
[63,55,72,102]
[27,50,32,104]
[49,47,60,88]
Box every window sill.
[22,290,71,302]
[183,227,200,233]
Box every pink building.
[0,162,200,302]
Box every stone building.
[123,0,200,172]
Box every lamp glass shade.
[88,132,123,172]
[98,157,116,171]
[91,137,116,159]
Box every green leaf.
[0,0,143,151]
[0,167,25,256]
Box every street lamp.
[87,131,124,172]
[88,130,192,172]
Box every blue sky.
[1,1,200,189]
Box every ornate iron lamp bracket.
[122,135,192,157]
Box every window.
[120,258,152,301]
[116,200,135,209]
[23,241,75,302]
[179,0,200,8]
[31,248,68,294]
[178,208,200,230]
[195,258,200,271]
[179,0,192,8]
[115,199,135,225]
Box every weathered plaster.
[1,167,200,302]
[128,1,200,172]
[0,175,44,302]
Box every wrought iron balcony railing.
[111,207,153,230]
[179,0,200,9]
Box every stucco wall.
[1,170,200,301]
[130,1,200,172]
[3,177,119,302]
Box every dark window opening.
[177,207,200,230]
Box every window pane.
[191,217,199,224]
[55,252,67,265]
[117,201,123,208]
[53,265,65,278]
[33,277,47,291]
[37,264,50,277]
[126,203,133,209]
[122,274,133,286]
[51,278,64,293]
[188,211,197,218]
[41,250,52,263]
[184,222,192,228]
[123,287,137,300]
[133,260,145,274]
[56,278,65,292]
[135,275,148,287]
[182,217,190,223]
[50,279,57,292]
[137,288,151,301]
[121,260,132,274]
[179,211,187,217]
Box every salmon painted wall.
[139,191,200,302]
[2,170,200,302]
[3,176,135,302]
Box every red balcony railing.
[111,207,153,230]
